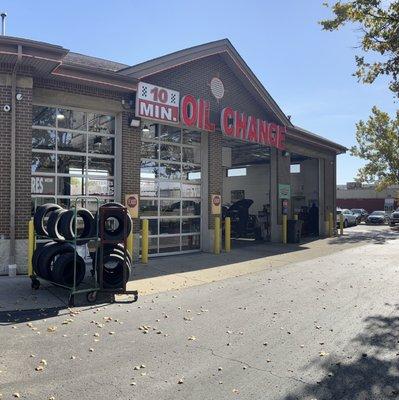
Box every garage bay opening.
[222,139,271,245]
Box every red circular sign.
[213,195,221,206]
[127,196,137,208]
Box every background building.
[337,182,399,212]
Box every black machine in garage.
[222,199,262,240]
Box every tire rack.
[96,204,138,303]
[30,196,138,307]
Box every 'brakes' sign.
[136,82,180,124]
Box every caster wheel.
[31,279,40,290]
[68,295,75,307]
[86,291,97,303]
[133,294,138,302]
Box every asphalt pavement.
[1,225,399,400]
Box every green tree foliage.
[320,1,399,96]
[351,106,399,189]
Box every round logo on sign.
[127,196,137,208]
[213,196,221,206]
[210,77,224,100]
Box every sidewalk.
[0,225,394,312]
[127,229,373,295]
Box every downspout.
[9,44,22,269]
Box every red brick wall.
[337,199,390,213]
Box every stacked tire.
[32,202,132,289]
[92,243,132,289]
[97,203,132,289]
[32,203,95,287]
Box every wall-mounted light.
[282,150,290,157]
[56,113,65,120]
[130,118,140,128]
[142,124,150,133]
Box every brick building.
[0,36,345,274]
[337,183,399,213]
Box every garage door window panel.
[88,134,114,155]
[58,131,86,153]
[32,129,56,150]
[32,153,56,174]
[33,105,56,127]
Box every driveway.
[1,224,398,399]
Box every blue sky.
[3,0,397,183]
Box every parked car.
[366,210,389,225]
[389,209,399,226]
[336,208,358,228]
[350,208,368,224]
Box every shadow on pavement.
[328,226,399,246]
[284,304,399,400]
[0,306,65,326]
[132,240,311,280]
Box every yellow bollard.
[27,218,35,276]
[127,222,134,259]
[225,217,231,252]
[282,214,287,244]
[214,216,221,255]
[294,214,298,221]
[329,212,334,237]
[339,213,344,236]
[141,219,149,264]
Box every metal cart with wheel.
[30,196,138,306]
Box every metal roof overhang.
[0,36,137,92]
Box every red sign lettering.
[220,107,286,150]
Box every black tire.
[31,278,40,290]
[100,252,131,289]
[32,242,51,275]
[34,203,62,237]
[51,252,86,287]
[344,219,348,228]
[91,244,132,266]
[58,208,94,244]
[99,203,132,241]
[36,242,75,280]
[87,291,97,303]
[47,209,68,241]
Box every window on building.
[227,167,247,177]
[140,122,202,255]
[31,105,116,213]
[290,164,301,174]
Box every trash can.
[287,219,302,243]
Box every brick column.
[15,85,33,240]
[0,84,11,243]
[121,112,141,260]
[208,132,222,229]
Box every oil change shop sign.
[136,81,287,151]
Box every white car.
[337,208,358,228]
